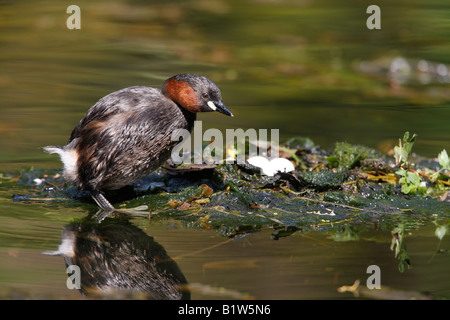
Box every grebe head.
[162,74,233,117]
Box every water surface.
[0,0,449,300]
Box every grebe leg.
[91,190,149,221]
[91,191,115,212]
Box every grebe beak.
[207,100,234,117]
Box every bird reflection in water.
[46,213,190,300]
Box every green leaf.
[438,149,450,170]
[401,184,413,194]
[393,132,417,166]
[397,169,421,195]
[326,155,339,168]
[394,144,405,165]
[435,225,447,240]
[403,132,416,156]
[395,168,407,177]
[418,182,427,196]
[406,171,421,185]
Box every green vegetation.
[2,133,449,232]
[394,132,450,198]
[1,132,449,275]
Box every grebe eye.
[201,93,209,100]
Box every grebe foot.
[91,191,115,211]
[91,191,150,221]
[115,205,149,217]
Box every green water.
[0,0,450,299]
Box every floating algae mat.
[2,135,449,239]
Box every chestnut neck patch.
[164,79,200,113]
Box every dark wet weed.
[2,134,450,276]
[2,134,449,239]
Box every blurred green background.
[1,1,450,300]
[1,0,450,171]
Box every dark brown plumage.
[45,74,233,211]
